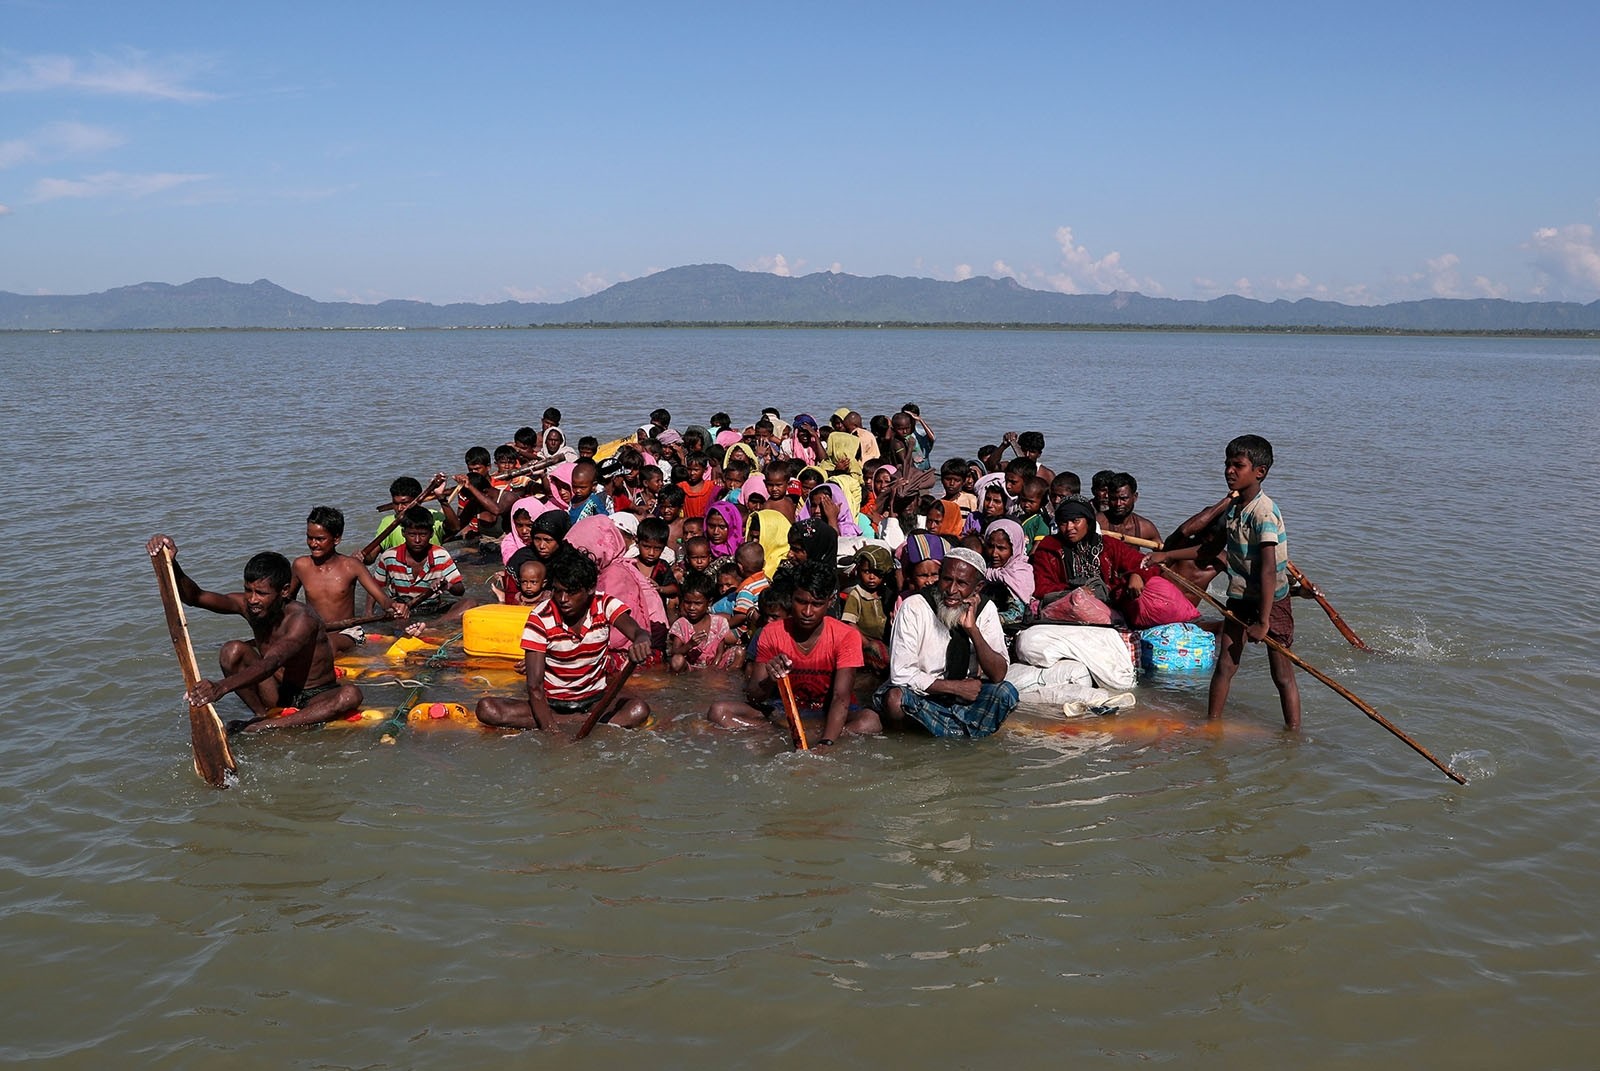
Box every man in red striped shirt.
[475,544,652,732]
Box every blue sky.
[3,1,1598,305]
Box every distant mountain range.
[3,264,1597,332]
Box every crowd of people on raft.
[149,401,1303,746]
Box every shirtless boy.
[146,534,363,731]
[288,506,403,653]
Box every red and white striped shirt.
[372,544,461,601]
[520,593,628,702]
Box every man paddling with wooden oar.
[146,535,364,732]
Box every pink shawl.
[705,500,745,558]
[567,515,668,646]
[500,495,559,565]
[983,518,1035,602]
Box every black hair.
[761,406,781,419]
[514,426,539,447]
[869,414,889,436]
[571,458,599,480]
[791,559,839,602]
[243,551,292,589]
[1021,475,1049,498]
[617,445,644,469]
[641,464,664,483]
[710,412,731,430]
[401,505,434,531]
[637,517,671,544]
[707,444,726,466]
[1053,471,1082,496]
[757,583,792,615]
[901,402,921,415]
[1091,469,1117,493]
[493,444,518,464]
[679,570,718,602]
[734,542,766,572]
[724,458,750,478]
[1226,434,1274,472]
[390,476,422,499]
[577,435,599,451]
[763,457,789,480]
[660,486,686,508]
[547,543,599,591]
[687,452,709,467]
[464,445,491,467]
[940,456,969,478]
[1109,472,1138,494]
[649,407,671,428]
[1004,457,1036,478]
[542,406,562,425]
[754,418,775,435]
[1018,431,1045,453]
[306,505,344,538]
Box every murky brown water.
[3,328,1596,1067]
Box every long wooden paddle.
[1156,565,1465,785]
[573,658,638,740]
[150,546,237,788]
[776,673,810,751]
[1104,531,1374,651]
[1284,561,1373,651]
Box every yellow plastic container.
[325,708,387,730]
[462,602,532,660]
[406,702,475,725]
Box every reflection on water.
[2,328,1596,1066]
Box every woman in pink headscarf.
[545,461,577,510]
[499,495,560,565]
[704,500,744,559]
[567,515,669,659]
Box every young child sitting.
[668,571,743,672]
[632,516,679,603]
[500,548,550,609]
[710,557,742,617]
[1014,476,1052,551]
[840,544,897,671]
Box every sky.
[3,1,1599,306]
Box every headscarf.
[529,510,571,555]
[900,531,947,566]
[741,471,768,505]
[747,509,792,576]
[725,440,761,473]
[546,461,576,509]
[1052,496,1106,593]
[854,543,895,578]
[983,518,1035,602]
[824,430,862,478]
[973,471,1010,510]
[685,424,712,453]
[787,415,821,466]
[539,426,577,464]
[819,481,862,538]
[715,428,743,448]
[789,517,839,571]
[567,515,668,647]
[499,495,559,564]
[705,500,744,558]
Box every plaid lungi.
[872,680,1019,739]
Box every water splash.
[1448,749,1496,781]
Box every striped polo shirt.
[371,544,462,600]
[520,593,628,702]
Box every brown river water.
[2,328,1596,1068]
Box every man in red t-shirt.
[476,545,652,732]
[707,561,877,746]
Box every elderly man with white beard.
[872,547,1020,738]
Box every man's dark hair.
[390,476,422,499]
[244,551,292,589]
[402,505,434,531]
[710,411,731,429]
[1109,472,1138,494]
[1053,471,1082,496]
[514,426,539,448]
[791,560,839,602]
[1226,434,1274,472]
[542,407,562,425]
[637,517,670,544]
[306,505,344,539]
[577,435,599,451]
[649,407,671,428]
[901,402,921,415]
[493,444,519,464]
[464,446,491,467]
[547,543,599,591]
[1091,469,1117,495]
[1018,431,1045,454]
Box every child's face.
[984,529,1013,568]
[1019,490,1044,516]
[717,570,740,598]
[689,459,707,482]
[705,512,728,544]
[891,414,913,440]
[765,471,788,501]
[1224,454,1267,494]
[637,538,667,566]
[513,512,533,543]
[682,518,703,540]
[659,502,683,522]
[1004,471,1023,497]
[809,489,832,517]
[578,444,596,460]
[305,522,338,557]
[964,469,979,494]
[926,501,945,526]
[723,470,742,491]
[679,590,709,622]
[858,565,885,592]
[644,471,664,493]
[799,473,821,495]
[569,469,595,501]
[941,472,964,496]
[516,562,547,599]
[403,525,432,556]
[982,488,1006,518]
[872,469,892,495]
[496,457,516,474]
[687,546,712,573]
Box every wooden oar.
[149,546,237,788]
[776,673,810,751]
[573,659,638,740]
[1284,561,1373,651]
[359,472,448,563]
[1156,565,1465,785]
[1102,530,1162,550]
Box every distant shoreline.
[5,322,1598,339]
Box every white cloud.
[0,204,11,216]
[1044,226,1163,295]
[992,259,1019,280]
[0,121,124,170]
[828,261,843,273]
[29,170,211,201]
[1525,224,1600,299]
[575,272,610,295]
[953,263,973,281]
[0,51,215,101]
[748,254,798,276]
[504,285,549,302]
